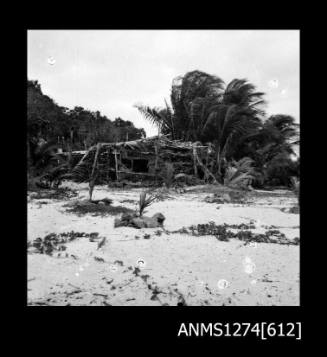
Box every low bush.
[160,163,175,188]
[264,154,299,187]
[223,157,254,189]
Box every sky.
[28,30,299,137]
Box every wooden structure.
[71,136,216,183]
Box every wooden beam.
[117,171,156,177]
[106,148,110,184]
[192,146,198,177]
[193,146,217,183]
[154,140,159,182]
[90,143,101,179]
[113,149,119,181]
[88,143,101,201]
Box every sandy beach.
[27,182,299,306]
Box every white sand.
[28,182,299,306]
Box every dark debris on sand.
[204,190,249,204]
[63,200,134,217]
[28,231,100,255]
[171,222,299,245]
[29,187,78,200]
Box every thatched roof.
[87,135,208,153]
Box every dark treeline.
[27,79,146,189]
[27,80,146,152]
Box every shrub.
[264,153,298,187]
[290,176,300,206]
[160,163,175,188]
[223,157,254,189]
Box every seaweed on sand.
[172,222,299,245]
[29,187,78,200]
[28,231,100,255]
[63,200,134,217]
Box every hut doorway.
[133,159,149,173]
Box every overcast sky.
[28,30,299,136]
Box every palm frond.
[224,171,254,186]
[223,157,254,187]
[138,191,157,217]
[134,103,174,136]
[134,104,163,127]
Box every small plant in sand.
[290,176,300,206]
[161,162,175,188]
[138,190,157,217]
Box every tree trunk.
[216,147,222,182]
[192,146,198,177]
[27,140,32,171]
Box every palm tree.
[249,114,299,163]
[134,100,176,139]
[236,114,299,186]
[171,70,225,140]
[189,78,266,179]
[135,71,266,182]
[135,70,225,141]
[223,157,255,188]
[28,140,69,189]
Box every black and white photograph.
[27,30,300,306]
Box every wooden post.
[194,147,217,184]
[114,149,119,181]
[192,146,198,177]
[106,148,110,184]
[89,143,101,201]
[203,147,210,182]
[91,143,101,179]
[67,142,72,171]
[154,140,159,182]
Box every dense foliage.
[27,79,146,188]
[27,69,299,189]
[136,70,299,187]
[28,80,146,152]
